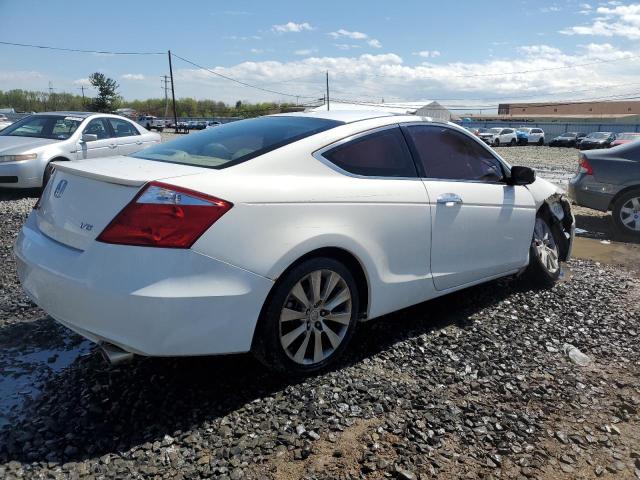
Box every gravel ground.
[1,148,639,479]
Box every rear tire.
[538,138,544,146]
[524,215,562,288]
[611,189,640,239]
[509,138,516,146]
[253,257,359,375]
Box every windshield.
[0,115,82,140]
[489,128,502,134]
[559,133,576,138]
[517,128,532,133]
[616,133,640,141]
[132,116,343,169]
[587,132,610,139]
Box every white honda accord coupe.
[14,111,574,374]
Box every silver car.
[0,112,161,189]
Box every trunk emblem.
[54,179,68,198]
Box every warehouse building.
[495,100,640,123]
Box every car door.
[316,125,435,311]
[107,117,143,155]
[402,124,536,291]
[77,117,118,159]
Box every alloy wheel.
[533,218,559,274]
[279,269,352,365]
[619,196,640,232]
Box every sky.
[2,0,640,112]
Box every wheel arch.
[608,184,640,211]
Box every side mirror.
[81,133,98,143]
[509,166,536,186]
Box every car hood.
[0,136,58,154]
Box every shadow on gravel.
[0,188,40,201]
[574,212,640,244]
[0,275,538,464]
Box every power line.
[171,52,319,99]
[0,40,164,55]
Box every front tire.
[494,138,501,147]
[525,216,561,287]
[253,257,359,375]
[612,189,640,239]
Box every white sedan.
[14,111,574,374]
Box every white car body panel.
[14,112,572,358]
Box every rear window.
[132,116,343,168]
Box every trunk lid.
[36,157,207,250]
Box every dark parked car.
[569,142,640,238]
[548,132,587,147]
[578,132,616,150]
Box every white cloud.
[72,77,91,86]
[329,29,382,48]
[413,50,441,58]
[272,22,314,33]
[121,73,145,80]
[171,43,640,105]
[294,49,315,56]
[560,3,640,39]
[540,5,562,12]
[250,48,263,54]
[334,43,360,50]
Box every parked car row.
[549,131,640,149]
[466,126,640,150]
[466,127,545,146]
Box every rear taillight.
[579,154,593,175]
[97,182,232,248]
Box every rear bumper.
[568,175,615,211]
[0,159,43,188]
[14,213,274,356]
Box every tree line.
[0,89,301,119]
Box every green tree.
[88,72,120,112]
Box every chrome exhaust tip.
[100,342,135,365]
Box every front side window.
[133,116,342,169]
[405,125,505,182]
[323,127,417,177]
[0,115,81,140]
[83,118,112,140]
[109,118,139,137]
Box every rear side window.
[133,116,342,168]
[323,127,417,177]
[405,125,505,182]
[109,118,139,137]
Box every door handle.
[136,140,143,145]
[436,193,463,206]
[108,144,117,149]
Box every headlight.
[0,154,38,163]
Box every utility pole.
[48,81,55,110]
[326,71,330,111]
[168,50,179,133]
[161,75,170,117]
[80,85,85,108]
